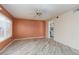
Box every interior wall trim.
[13,17,47,21]
[0,5,14,19]
[14,36,45,40]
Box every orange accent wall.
[13,18,47,39]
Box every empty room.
[0,4,79,55]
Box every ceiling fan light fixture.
[35,9,42,16]
[36,12,42,16]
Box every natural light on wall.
[0,13,12,42]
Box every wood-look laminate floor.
[0,38,79,55]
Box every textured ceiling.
[2,4,79,20]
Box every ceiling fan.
[35,9,42,16]
[33,8,43,18]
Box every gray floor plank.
[0,39,79,55]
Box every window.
[0,13,12,42]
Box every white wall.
[51,10,79,50]
[48,21,50,38]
